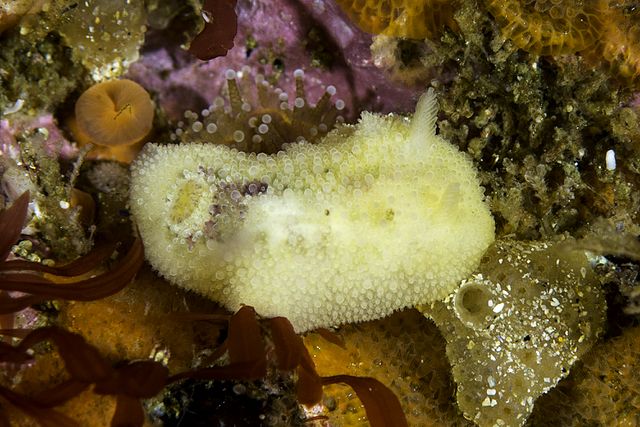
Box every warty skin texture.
[129,89,494,331]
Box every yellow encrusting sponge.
[129,89,495,332]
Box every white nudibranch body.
[130,89,495,332]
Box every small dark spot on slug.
[385,209,395,221]
[242,181,268,196]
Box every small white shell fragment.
[605,149,616,171]
[4,99,25,115]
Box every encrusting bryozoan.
[129,88,495,332]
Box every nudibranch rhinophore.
[129,89,495,332]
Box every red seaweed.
[323,375,409,427]
[270,316,304,370]
[188,0,238,61]
[168,306,267,383]
[167,306,408,425]
[315,327,346,349]
[0,238,144,314]
[0,191,144,314]
[0,305,409,426]
[0,192,29,262]
[0,327,169,427]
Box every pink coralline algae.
[0,115,77,161]
[126,0,421,123]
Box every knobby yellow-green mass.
[422,238,606,426]
[130,89,495,332]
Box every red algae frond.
[0,326,169,427]
[0,191,144,314]
[168,306,409,427]
[304,310,461,426]
[188,0,238,61]
[0,305,409,426]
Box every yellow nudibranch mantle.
[129,89,495,332]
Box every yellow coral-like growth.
[334,0,459,39]
[485,0,606,55]
[600,6,640,85]
[304,310,471,426]
[486,0,640,87]
[530,325,640,425]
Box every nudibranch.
[129,88,494,332]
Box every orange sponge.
[334,0,459,39]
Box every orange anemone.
[75,79,154,148]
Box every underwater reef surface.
[1,0,640,426]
